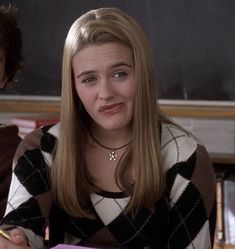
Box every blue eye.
[81,76,96,84]
[113,72,128,79]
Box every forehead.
[73,42,133,69]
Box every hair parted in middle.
[52,7,164,218]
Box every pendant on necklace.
[108,149,117,161]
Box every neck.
[90,124,131,149]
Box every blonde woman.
[0,7,216,249]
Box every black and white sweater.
[1,122,216,249]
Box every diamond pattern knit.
[0,123,216,249]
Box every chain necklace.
[89,132,130,161]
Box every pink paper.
[51,244,98,249]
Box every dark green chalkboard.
[1,0,235,100]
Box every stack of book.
[215,169,235,245]
[11,115,59,138]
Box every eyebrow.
[76,62,132,79]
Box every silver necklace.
[89,132,130,161]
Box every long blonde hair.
[52,7,165,217]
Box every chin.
[101,121,131,131]
[94,114,132,131]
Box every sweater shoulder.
[161,122,205,171]
[13,123,59,168]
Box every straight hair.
[52,7,165,217]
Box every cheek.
[75,86,94,110]
[123,80,137,100]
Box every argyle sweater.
[0,122,216,249]
[0,124,21,219]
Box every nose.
[98,77,114,100]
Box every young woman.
[0,7,216,249]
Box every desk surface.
[211,153,235,165]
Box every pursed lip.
[98,103,124,113]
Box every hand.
[0,228,31,249]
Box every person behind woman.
[0,4,22,89]
[0,4,22,219]
[0,7,216,249]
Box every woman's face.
[72,42,136,132]
[0,47,7,89]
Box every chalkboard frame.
[1,0,235,116]
[1,96,235,118]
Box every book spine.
[215,176,224,243]
[18,126,35,135]
[11,118,59,129]
[223,179,235,245]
